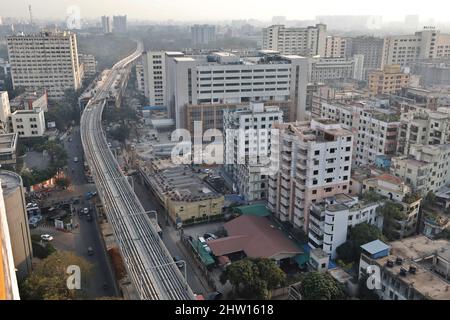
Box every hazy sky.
[1,0,450,22]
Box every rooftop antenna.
[28,4,33,25]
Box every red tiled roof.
[207,215,301,259]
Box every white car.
[41,234,54,242]
[83,207,89,214]
[73,157,79,163]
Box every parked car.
[87,247,94,255]
[40,234,54,242]
[173,256,184,269]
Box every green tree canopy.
[220,258,286,299]
[299,272,345,300]
[336,223,387,263]
[20,251,92,300]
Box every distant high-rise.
[113,15,127,33]
[349,36,386,79]
[101,16,112,33]
[262,24,327,56]
[272,16,287,25]
[191,25,216,47]
[7,31,82,100]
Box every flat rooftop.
[152,166,222,201]
[0,171,22,196]
[0,133,17,151]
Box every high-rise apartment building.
[223,102,283,201]
[142,51,167,108]
[101,16,112,33]
[368,65,410,95]
[7,31,82,100]
[383,27,450,66]
[112,15,127,33]
[78,54,96,78]
[191,25,216,47]
[0,177,20,300]
[349,36,386,79]
[0,170,33,281]
[325,36,348,58]
[268,119,353,231]
[165,51,309,130]
[262,24,327,56]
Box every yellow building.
[147,166,224,225]
[368,65,410,95]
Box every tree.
[336,223,386,263]
[55,177,71,188]
[377,201,406,240]
[110,125,130,142]
[422,191,436,209]
[299,272,345,300]
[220,258,286,299]
[20,251,91,300]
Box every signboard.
[47,121,56,129]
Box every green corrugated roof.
[294,253,310,266]
[233,204,271,217]
[191,240,215,266]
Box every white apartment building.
[391,143,450,195]
[223,102,283,201]
[112,15,127,33]
[318,100,400,167]
[10,107,45,138]
[309,193,383,258]
[325,36,348,58]
[355,110,400,167]
[142,51,168,108]
[309,56,364,83]
[0,91,11,134]
[383,27,450,66]
[7,31,82,100]
[78,54,96,78]
[101,16,112,34]
[262,24,327,56]
[166,51,309,129]
[191,25,216,47]
[397,104,450,156]
[268,119,353,231]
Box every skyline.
[0,0,450,23]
